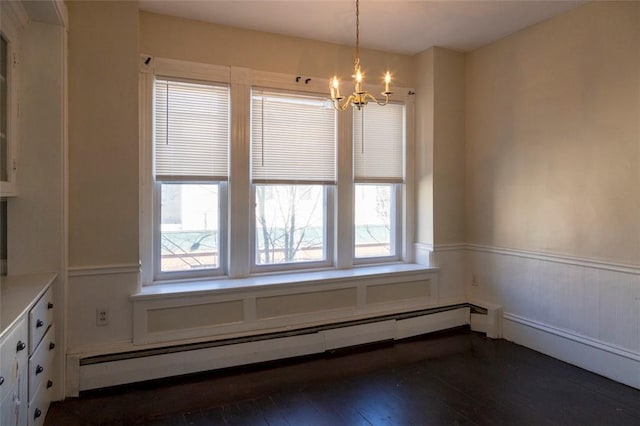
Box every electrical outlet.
[471,274,479,287]
[96,308,109,326]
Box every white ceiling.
[138,0,586,55]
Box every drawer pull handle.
[16,341,26,352]
[49,342,56,350]
[36,365,44,375]
[36,319,44,328]
[34,408,42,419]
[0,376,4,386]
[48,302,54,309]
[47,380,54,389]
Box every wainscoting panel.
[148,300,245,333]
[466,245,640,389]
[432,245,467,304]
[67,266,140,354]
[256,288,357,319]
[366,280,430,305]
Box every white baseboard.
[503,313,640,390]
[76,308,470,393]
[80,333,324,392]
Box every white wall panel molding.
[504,313,640,390]
[433,243,467,252]
[467,244,639,275]
[68,264,141,277]
[413,242,433,266]
[426,243,639,275]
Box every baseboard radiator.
[76,303,497,392]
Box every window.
[251,90,336,269]
[353,103,404,261]
[153,78,229,278]
[141,60,412,285]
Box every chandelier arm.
[332,94,357,111]
[373,94,391,107]
[358,92,383,107]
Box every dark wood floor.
[46,328,640,426]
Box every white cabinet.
[27,288,55,426]
[0,274,55,425]
[0,318,28,426]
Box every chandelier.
[330,0,392,111]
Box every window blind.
[353,102,404,183]
[251,90,336,184]
[154,79,229,181]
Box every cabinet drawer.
[28,325,56,401]
[0,318,28,401]
[28,379,52,426]
[1,365,28,426]
[29,288,54,351]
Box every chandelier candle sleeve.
[331,76,341,99]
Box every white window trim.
[139,55,415,286]
[352,99,408,264]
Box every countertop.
[0,272,56,338]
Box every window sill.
[132,263,438,301]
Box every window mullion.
[139,71,154,286]
[228,67,252,278]
[336,108,354,269]
[402,100,415,262]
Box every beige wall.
[9,22,64,275]
[68,0,139,266]
[465,1,640,263]
[433,48,466,245]
[413,47,466,247]
[413,48,434,246]
[8,18,67,401]
[139,11,415,88]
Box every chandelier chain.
[354,0,360,68]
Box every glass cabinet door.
[0,30,17,197]
[1,34,8,184]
